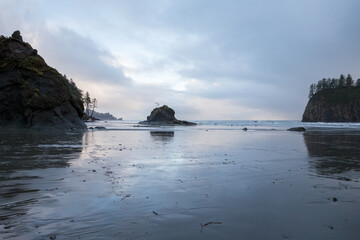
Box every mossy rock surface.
[0,31,86,130]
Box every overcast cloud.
[1,0,360,120]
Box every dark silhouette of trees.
[308,74,359,99]
[308,84,315,99]
[63,74,84,108]
[85,91,91,115]
[339,74,345,88]
[84,91,98,117]
[90,98,97,118]
[330,78,337,88]
[346,74,353,88]
[61,74,99,118]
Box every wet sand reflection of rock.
[0,131,84,171]
[0,131,84,230]
[303,131,360,179]
[150,131,175,142]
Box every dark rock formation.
[82,113,99,122]
[11,30,23,41]
[139,105,196,126]
[0,31,86,130]
[95,126,106,130]
[302,88,360,122]
[287,127,306,132]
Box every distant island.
[88,111,122,121]
[302,74,360,122]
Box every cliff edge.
[302,88,360,122]
[0,31,86,130]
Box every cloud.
[34,27,131,85]
[1,0,360,120]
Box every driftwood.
[200,221,222,232]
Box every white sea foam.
[85,120,360,131]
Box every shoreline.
[1,125,360,134]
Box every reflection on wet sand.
[0,131,84,171]
[304,131,360,179]
[150,131,175,142]
[2,129,360,239]
[0,131,84,235]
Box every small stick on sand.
[200,221,222,232]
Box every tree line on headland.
[62,74,97,117]
[308,74,360,99]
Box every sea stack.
[139,105,196,126]
[302,88,360,122]
[0,31,87,130]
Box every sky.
[1,0,360,120]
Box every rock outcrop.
[302,88,360,122]
[0,31,87,130]
[139,105,196,126]
[287,127,306,132]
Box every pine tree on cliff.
[307,74,359,100]
[90,98,97,118]
[308,84,315,98]
[316,81,322,92]
[85,91,91,115]
[346,74,354,88]
[339,74,345,88]
[330,78,337,88]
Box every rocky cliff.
[0,31,87,130]
[302,88,360,122]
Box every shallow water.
[1,127,360,239]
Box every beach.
[1,121,360,239]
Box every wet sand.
[1,128,360,239]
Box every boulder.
[0,31,86,130]
[94,126,106,130]
[11,30,23,42]
[139,105,196,126]
[287,127,306,132]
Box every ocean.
[86,119,360,131]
